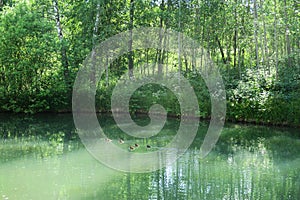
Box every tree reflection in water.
[0,114,299,199]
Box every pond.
[0,114,299,199]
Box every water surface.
[0,114,299,199]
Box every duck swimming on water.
[129,146,135,151]
[119,138,124,144]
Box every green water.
[0,114,299,200]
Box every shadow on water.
[0,114,299,199]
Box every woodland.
[0,0,299,125]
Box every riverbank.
[1,109,299,128]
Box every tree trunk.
[238,48,242,79]
[157,0,165,75]
[53,0,69,86]
[233,30,237,69]
[91,2,101,86]
[128,0,134,79]
[200,13,206,71]
[253,0,259,68]
[195,3,202,71]
[184,53,188,72]
[274,0,279,78]
[259,27,265,74]
[192,40,196,72]
[233,0,238,69]
[284,0,292,67]
[106,55,109,86]
[216,36,226,64]
[146,49,149,76]
[178,0,182,80]
[260,0,270,74]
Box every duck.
[119,138,124,144]
[129,146,135,151]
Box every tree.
[0,1,61,112]
[283,0,292,68]
[128,0,135,79]
[53,0,69,87]
[253,0,259,68]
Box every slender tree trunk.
[154,50,157,75]
[233,0,238,69]
[259,28,266,74]
[164,34,170,75]
[165,50,169,75]
[253,0,259,68]
[91,2,101,86]
[184,53,188,72]
[128,0,134,79]
[274,0,279,78]
[260,0,270,74]
[216,36,226,64]
[200,13,206,71]
[161,30,168,76]
[284,0,292,67]
[206,26,211,74]
[165,0,172,76]
[157,0,165,75]
[238,48,242,79]
[226,39,231,65]
[53,0,69,86]
[178,0,182,80]
[257,0,265,72]
[106,56,109,86]
[93,2,101,45]
[226,37,231,76]
[192,40,196,72]
[146,49,149,76]
[194,4,201,71]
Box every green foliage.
[0,1,69,113]
[227,67,274,121]
[94,72,211,118]
[227,52,300,125]
[0,0,299,126]
[265,53,300,125]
